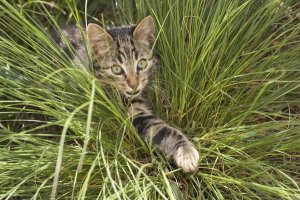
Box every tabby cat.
[64,16,199,172]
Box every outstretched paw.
[173,145,199,173]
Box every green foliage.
[1,0,300,199]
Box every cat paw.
[173,145,199,173]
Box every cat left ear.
[133,16,156,48]
[87,23,114,58]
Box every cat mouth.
[125,90,140,97]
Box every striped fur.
[86,16,199,172]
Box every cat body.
[60,16,199,172]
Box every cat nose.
[126,77,138,89]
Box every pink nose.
[126,78,138,89]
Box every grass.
[1,0,300,199]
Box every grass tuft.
[1,0,300,199]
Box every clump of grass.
[1,0,300,199]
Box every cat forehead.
[106,25,136,38]
[107,26,150,59]
[107,26,138,51]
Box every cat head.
[87,16,158,99]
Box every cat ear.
[133,16,156,48]
[87,23,114,58]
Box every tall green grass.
[1,0,300,199]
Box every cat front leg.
[128,99,199,172]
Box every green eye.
[137,59,148,71]
[111,65,124,75]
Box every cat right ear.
[133,16,156,48]
[87,23,114,58]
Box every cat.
[59,16,199,172]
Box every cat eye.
[137,59,148,71]
[111,65,124,75]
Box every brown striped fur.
[87,16,199,172]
